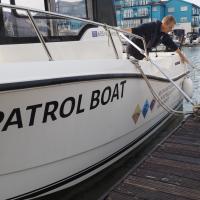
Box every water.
[183,46,200,111]
[38,46,200,200]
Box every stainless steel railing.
[0,3,148,61]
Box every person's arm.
[161,34,189,64]
[175,48,189,64]
[123,22,155,35]
[123,28,132,33]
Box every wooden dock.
[101,115,200,200]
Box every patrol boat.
[0,0,191,199]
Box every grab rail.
[0,3,148,60]
[119,33,194,106]
[26,10,53,61]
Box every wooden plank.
[159,142,200,154]
[167,135,200,144]
[174,129,200,137]
[104,191,141,200]
[124,176,200,200]
[141,162,200,181]
[175,132,200,140]
[113,182,190,200]
[132,168,200,190]
[146,157,200,172]
[152,151,200,165]
[185,118,200,123]
[104,116,200,200]
[166,137,200,146]
[183,120,200,126]
[157,143,200,158]
[177,132,200,140]
[174,126,200,133]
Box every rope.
[119,32,200,117]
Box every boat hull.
[0,72,184,199]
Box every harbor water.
[183,46,200,111]
[38,46,200,200]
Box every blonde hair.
[162,16,176,25]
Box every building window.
[180,6,188,12]
[55,0,87,18]
[192,7,199,15]
[138,7,149,17]
[123,10,128,18]
[152,7,158,12]
[116,10,121,16]
[180,17,188,22]
[168,7,175,13]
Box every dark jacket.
[127,20,178,60]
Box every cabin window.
[14,0,45,10]
[0,0,39,37]
[0,0,46,37]
[0,0,92,44]
[0,0,45,13]
[55,0,87,18]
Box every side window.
[54,0,88,36]
[14,0,45,10]
[0,0,89,43]
[0,0,46,37]
[55,0,87,18]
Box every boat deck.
[101,115,200,200]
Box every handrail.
[26,10,53,61]
[107,29,119,59]
[119,33,194,106]
[0,3,149,59]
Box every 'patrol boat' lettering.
[0,80,127,132]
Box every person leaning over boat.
[125,15,188,63]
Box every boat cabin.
[0,0,116,44]
[0,0,122,62]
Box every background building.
[114,0,200,34]
[115,0,154,28]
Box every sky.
[161,0,200,7]
[184,0,200,6]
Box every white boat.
[193,37,200,44]
[0,1,190,199]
